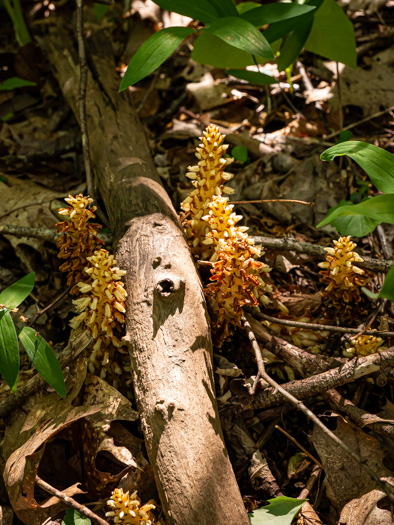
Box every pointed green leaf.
[249,496,306,525]
[379,266,394,301]
[277,18,313,71]
[321,141,394,193]
[0,77,36,90]
[94,3,109,22]
[192,31,260,68]
[208,0,239,18]
[19,327,66,398]
[304,0,356,68]
[0,272,35,309]
[120,27,195,90]
[240,3,316,27]
[263,0,323,44]
[152,0,221,23]
[227,68,277,85]
[329,214,381,237]
[0,310,19,391]
[204,17,274,60]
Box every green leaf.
[208,0,239,18]
[204,17,274,60]
[263,0,323,44]
[0,77,36,90]
[338,130,353,143]
[192,31,261,68]
[120,27,195,90]
[304,0,356,68]
[94,3,109,22]
[152,0,221,23]
[227,68,277,85]
[362,287,379,301]
[277,18,313,71]
[321,141,394,193]
[379,266,394,301]
[249,496,306,525]
[236,2,260,16]
[329,214,381,237]
[62,508,91,525]
[231,145,249,164]
[318,195,394,234]
[19,327,66,398]
[240,3,316,27]
[0,310,19,391]
[0,272,35,309]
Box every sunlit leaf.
[321,141,394,193]
[379,266,394,301]
[120,27,195,90]
[153,0,220,22]
[277,18,313,71]
[249,496,306,525]
[204,17,274,59]
[19,327,66,398]
[0,272,35,309]
[227,68,277,84]
[304,0,356,68]
[0,311,19,391]
[240,3,316,27]
[62,508,91,525]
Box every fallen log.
[41,18,249,525]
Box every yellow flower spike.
[180,125,234,258]
[318,236,370,311]
[106,488,156,525]
[56,194,104,294]
[343,334,386,357]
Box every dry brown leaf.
[339,480,394,524]
[80,374,140,496]
[311,416,393,510]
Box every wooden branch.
[41,20,249,525]
[36,476,109,525]
[252,235,394,273]
[252,347,394,410]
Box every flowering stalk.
[181,126,272,344]
[318,236,370,308]
[106,488,157,525]
[56,194,104,294]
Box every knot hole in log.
[156,279,175,297]
[152,275,185,337]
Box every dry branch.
[41,20,248,525]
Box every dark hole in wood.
[157,279,174,297]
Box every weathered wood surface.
[42,19,249,524]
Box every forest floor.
[0,1,394,524]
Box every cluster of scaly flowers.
[106,488,156,525]
[181,124,235,260]
[318,236,369,308]
[343,334,386,358]
[70,249,128,374]
[181,125,271,344]
[56,194,104,294]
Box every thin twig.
[36,475,109,525]
[274,425,323,468]
[252,235,394,273]
[253,310,394,337]
[232,199,314,207]
[325,105,394,140]
[75,0,109,227]
[242,317,394,503]
[31,287,71,325]
[0,224,112,245]
[0,332,92,419]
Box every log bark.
[41,19,249,525]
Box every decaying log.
[41,19,249,525]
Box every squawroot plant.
[106,488,157,525]
[56,195,132,396]
[181,125,272,344]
